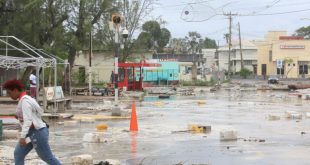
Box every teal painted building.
[135,61,179,85]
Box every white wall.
[73,52,114,83]
[202,49,217,69]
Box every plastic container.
[220,130,237,141]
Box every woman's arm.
[20,100,33,138]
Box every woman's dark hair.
[3,79,25,91]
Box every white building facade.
[217,40,257,74]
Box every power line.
[154,0,212,9]
[238,8,310,16]
[225,0,282,15]
[202,27,229,36]
[268,1,310,8]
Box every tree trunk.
[64,46,77,93]
[20,67,34,85]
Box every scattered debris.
[63,120,79,127]
[268,114,280,121]
[239,137,266,143]
[82,132,111,143]
[158,94,171,99]
[96,123,108,131]
[197,100,206,105]
[306,112,310,118]
[71,154,93,165]
[220,130,237,141]
[153,101,164,107]
[60,113,74,119]
[188,124,211,133]
[285,111,302,119]
[171,125,211,134]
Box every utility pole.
[216,40,220,69]
[216,40,220,84]
[226,12,232,79]
[238,22,244,70]
[224,12,237,79]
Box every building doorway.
[253,64,257,75]
[261,64,266,79]
[277,66,284,77]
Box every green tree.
[169,38,188,54]
[294,26,310,39]
[240,68,251,78]
[0,0,69,83]
[158,28,171,52]
[135,32,152,50]
[203,37,217,48]
[118,0,157,62]
[63,0,113,90]
[134,20,170,53]
[142,20,161,48]
[185,31,202,54]
[224,33,229,43]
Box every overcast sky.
[151,0,310,45]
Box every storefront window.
[299,65,308,75]
[277,66,284,75]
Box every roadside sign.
[276,59,282,68]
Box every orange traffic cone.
[130,101,138,131]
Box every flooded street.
[2,84,310,165]
[51,88,310,164]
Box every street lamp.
[111,12,124,116]
[121,28,128,59]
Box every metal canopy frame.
[0,36,69,113]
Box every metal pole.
[228,12,232,79]
[68,63,72,96]
[5,37,7,56]
[54,59,57,114]
[114,26,120,105]
[89,30,92,96]
[35,62,39,101]
[42,67,44,92]
[42,67,46,111]
[238,22,244,70]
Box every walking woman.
[3,79,61,165]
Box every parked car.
[91,87,108,96]
[268,75,279,84]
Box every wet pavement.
[1,81,310,165]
